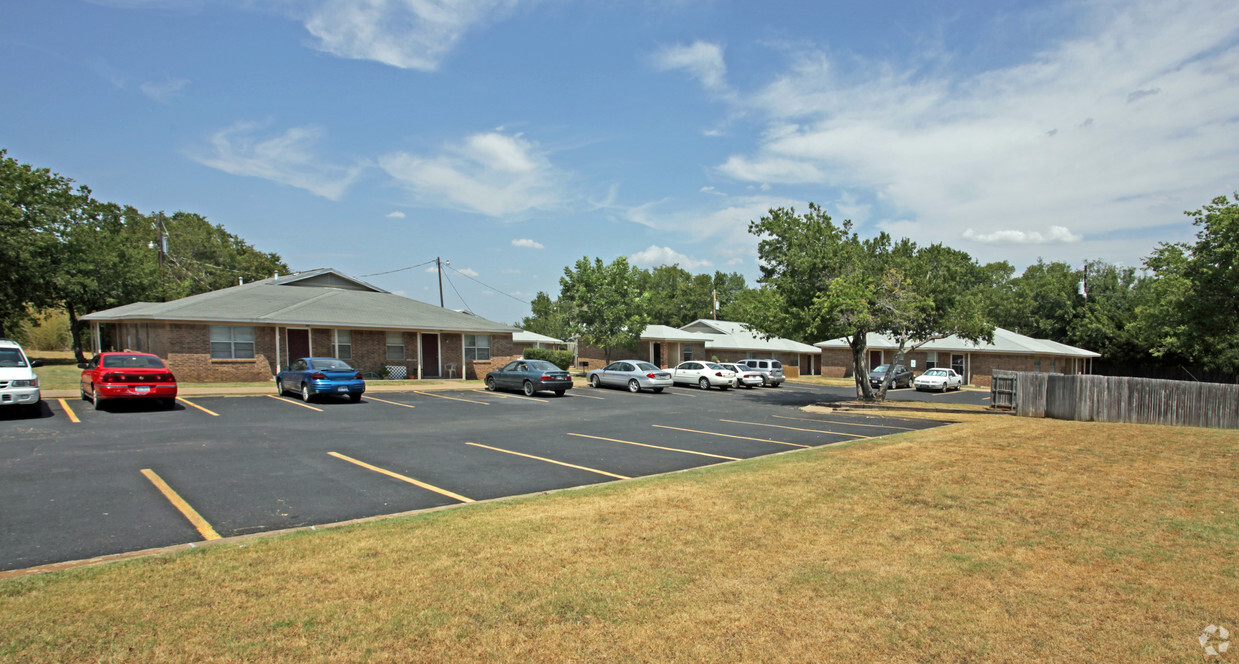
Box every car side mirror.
[31,359,43,368]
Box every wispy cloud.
[379,131,566,217]
[386,211,406,218]
[629,245,713,270]
[651,41,728,91]
[511,238,544,249]
[140,77,188,103]
[300,0,534,71]
[693,0,1239,262]
[190,122,363,200]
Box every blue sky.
[4,0,1238,325]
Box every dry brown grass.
[2,413,1237,662]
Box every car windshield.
[705,362,725,370]
[0,349,27,367]
[925,369,946,376]
[310,359,353,371]
[527,360,560,372]
[102,354,165,369]
[873,364,889,373]
[636,362,659,371]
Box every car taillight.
[354,372,364,380]
[714,372,723,376]
[646,373,658,379]
[540,374,555,381]
[311,372,327,380]
[161,373,176,383]
[102,373,120,382]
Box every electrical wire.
[442,271,474,315]
[446,264,531,305]
[360,259,437,277]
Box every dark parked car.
[486,359,573,397]
[868,363,912,389]
[277,357,366,403]
[79,351,178,410]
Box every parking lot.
[0,382,955,573]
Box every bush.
[14,308,70,350]
[523,348,574,370]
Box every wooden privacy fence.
[991,370,1239,429]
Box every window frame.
[464,334,491,362]
[334,330,352,361]
[386,331,405,361]
[210,325,256,359]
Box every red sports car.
[80,352,178,410]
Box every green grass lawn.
[2,412,1236,662]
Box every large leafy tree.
[516,291,575,341]
[559,256,649,363]
[635,266,747,327]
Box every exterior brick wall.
[467,334,517,380]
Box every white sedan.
[720,363,763,388]
[913,367,964,392]
[671,361,735,390]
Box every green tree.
[516,291,575,341]
[559,256,649,363]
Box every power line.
[445,264,531,305]
[360,259,437,277]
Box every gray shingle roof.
[815,327,1100,358]
[80,269,519,334]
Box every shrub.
[523,348,574,370]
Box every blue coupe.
[277,357,366,403]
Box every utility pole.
[712,289,718,320]
[437,257,446,307]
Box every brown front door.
[287,329,310,364]
[868,350,882,371]
[421,333,440,377]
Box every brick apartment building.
[815,328,1101,388]
[574,320,822,377]
[79,269,521,382]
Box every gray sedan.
[588,360,673,393]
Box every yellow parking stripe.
[140,469,221,541]
[720,418,868,438]
[329,452,474,503]
[176,397,219,416]
[770,414,918,431]
[266,394,324,411]
[567,433,739,461]
[651,424,809,448]
[364,395,416,409]
[466,442,630,480]
[415,391,490,405]
[484,392,549,404]
[56,398,80,424]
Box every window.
[210,326,255,359]
[334,330,352,360]
[951,354,965,377]
[386,331,404,361]
[682,345,694,362]
[464,334,490,361]
[925,352,938,369]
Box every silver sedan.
[588,360,673,393]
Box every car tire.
[760,375,768,387]
[554,390,565,397]
[523,381,536,397]
[301,383,313,403]
[162,398,176,410]
[698,377,710,390]
[720,385,729,391]
[628,379,641,393]
[590,375,601,388]
[26,402,41,418]
[652,387,663,394]
[93,390,104,410]
[485,377,496,391]
[276,379,284,396]
[349,393,362,403]
[772,382,781,388]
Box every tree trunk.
[66,302,87,364]
[849,334,874,401]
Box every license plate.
[337,386,347,392]
[135,386,151,394]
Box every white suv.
[0,339,42,416]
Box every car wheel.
[652,387,663,394]
[349,393,362,403]
[554,390,565,397]
[772,382,781,388]
[628,379,641,393]
[276,379,284,396]
[485,377,496,391]
[301,383,313,403]
[719,385,729,391]
[93,390,104,410]
[26,402,41,418]
[162,398,176,410]
[590,375,601,388]
[760,375,768,387]
[698,377,710,390]
[523,381,536,397]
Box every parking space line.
[364,395,416,409]
[572,392,607,400]
[770,414,918,431]
[176,397,219,416]
[139,469,221,541]
[651,424,809,448]
[265,395,324,411]
[56,399,80,424]
[567,433,740,461]
[328,452,474,503]
[667,391,698,397]
[720,418,868,438]
[466,442,630,480]
[483,392,549,405]
[414,391,490,405]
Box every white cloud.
[711,0,1239,262]
[629,245,714,270]
[190,122,363,200]
[379,131,565,217]
[651,41,728,91]
[300,0,532,71]
[511,238,544,249]
[962,225,1083,245]
[139,77,188,103]
[386,211,406,218]
[455,267,479,277]
[627,195,801,248]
